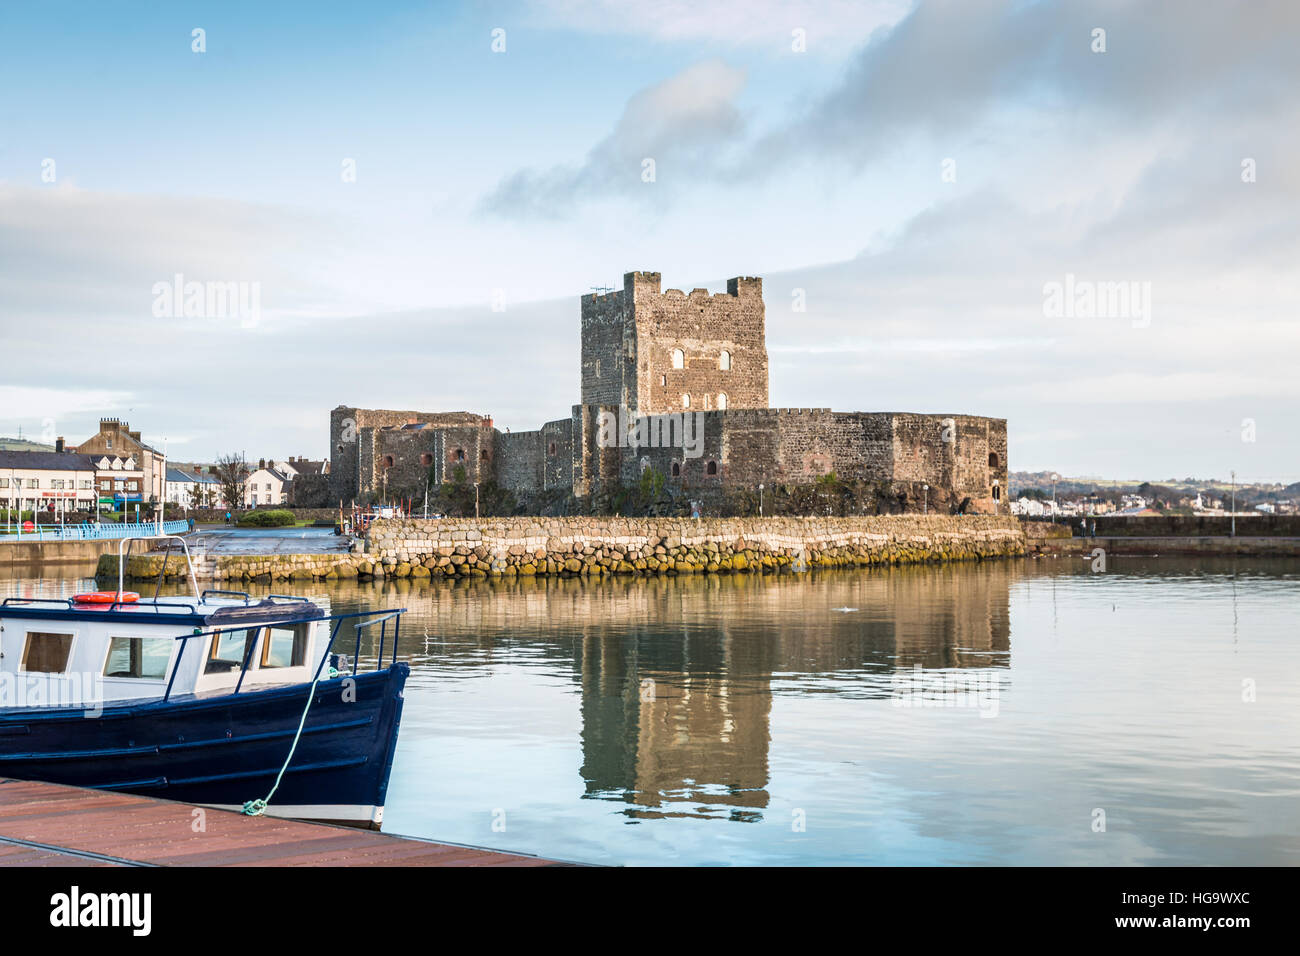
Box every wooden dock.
[0,778,566,867]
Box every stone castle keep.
[329,271,1008,513]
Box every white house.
[1011,497,1046,517]
[165,468,224,508]
[243,465,292,508]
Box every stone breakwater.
[98,516,1024,583]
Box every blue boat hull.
[0,662,409,828]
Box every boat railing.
[201,589,253,604]
[163,607,406,702]
[118,534,201,604]
[0,596,201,615]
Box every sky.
[0,0,1296,483]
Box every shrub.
[237,508,296,527]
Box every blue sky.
[1,0,1297,483]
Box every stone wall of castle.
[580,272,768,417]
[330,406,493,501]
[632,273,768,414]
[890,413,1009,511]
[496,417,575,495]
[496,429,543,493]
[578,407,1007,513]
[580,281,635,408]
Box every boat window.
[104,636,172,680]
[205,629,257,674]
[22,632,73,673]
[261,624,307,668]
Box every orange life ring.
[73,591,139,605]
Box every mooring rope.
[241,663,341,816]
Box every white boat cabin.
[0,593,334,710]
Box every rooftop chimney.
[55,436,65,453]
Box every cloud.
[524,0,912,51]
[751,0,1300,171]
[490,0,1300,215]
[0,387,134,441]
[479,60,747,217]
[0,183,365,328]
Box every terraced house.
[0,449,98,518]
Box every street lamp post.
[759,483,764,517]
[1231,470,1236,538]
[923,483,928,515]
[474,482,480,520]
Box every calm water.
[3,556,1298,866]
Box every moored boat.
[0,535,408,828]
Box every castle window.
[719,350,731,370]
[992,485,1001,500]
[420,453,433,466]
[382,455,394,468]
[706,461,718,476]
[660,374,666,387]
[670,348,684,369]
[717,392,728,410]
[548,442,556,456]
[481,449,489,460]
[681,393,691,409]
[671,462,681,477]
[989,452,999,468]
[454,448,465,461]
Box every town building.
[0,450,99,518]
[329,271,1009,514]
[243,461,292,508]
[164,467,224,508]
[72,419,166,508]
[238,457,330,508]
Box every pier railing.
[0,519,190,542]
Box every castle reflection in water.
[344,562,1016,823]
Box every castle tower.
[580,271,769,416]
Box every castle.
[328,271,1008,513]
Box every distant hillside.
[0,437,55,452]
[1010,471,1286,494]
